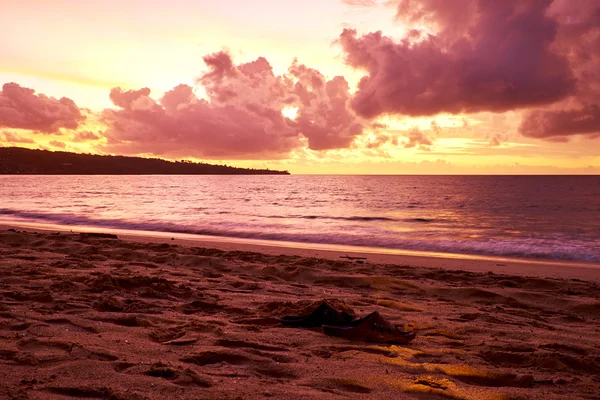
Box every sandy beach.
[3,0,599,398]
[1,228,599,399]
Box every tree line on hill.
[0,147,290,175]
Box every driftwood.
[79,232,119,240]
[340,255,367,260]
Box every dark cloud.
[101,52,363,159]
[520,0,600,138]
[520,104,600,139]
[338,0,576,119]
[0,83,84,133]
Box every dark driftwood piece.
[79,232,119,240]
[340,255,367,260]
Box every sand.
[1,229,599,399]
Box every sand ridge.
[1,230,599,399]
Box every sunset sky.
[1,0,599,174]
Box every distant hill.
[0,147,290,175]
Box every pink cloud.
[488,133,508,147]
[72,130,101,142]
[341,0,379,6]
[0,83,84,133]
[288,63,363,150]
[365,134,398,149]
[101,52,363,159]
[430,120,441,135]
[109,87,153,110]
[338,1,575,119]
[49,140,66,149]
[403,128,433,150]
[1,131,34,144]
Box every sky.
[0,0,599,174]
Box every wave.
[1,208,599,262]
[282,215,398,222]
[262,214,437,223]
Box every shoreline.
[2,221,600,282]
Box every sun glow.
[281,106,299,121]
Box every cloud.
[365,134,398,148]
[101,52,363,159]
[430,120,441,135]
[0,83,85,133]
[288,63,363,150]
[72,130,101,142]
[49,140,66,149]
[488,133,508,147]
[341,0,380,6]
[109,87,153,110]
[520,104,600,139]
[338,1,576,119]
[520,0,600,138]
[1,131,34,144]
[403,128,433,150]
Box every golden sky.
[1,0,599,174]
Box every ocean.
[1,175,599,263]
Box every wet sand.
[1,229,599,399]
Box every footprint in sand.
[43,386,121,399]
[181,350,251,366]
[44,318,99,333]
[12,338,78,366]
[311,378,372,395]
[149,320,223,343]
[181,349,298,380]
[49,280,79,292]
[216,339,289,353]
[95,315,153,327]
[93,295,125,312]
[116,362,212,388]
[180,299,224,314]
[481,349,600,374]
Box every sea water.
[1,175,599,262]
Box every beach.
[1,228,599,399]
[3,0,599,398]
